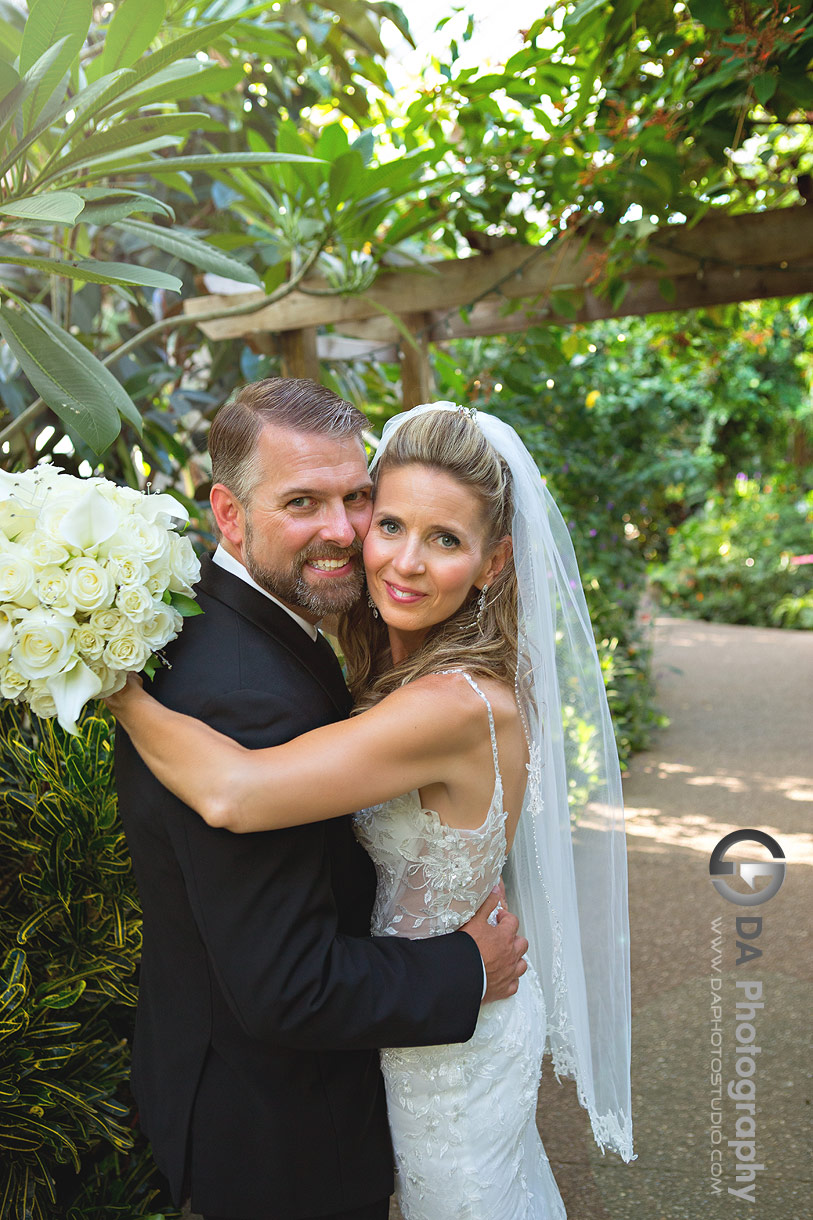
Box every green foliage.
[0,707,176,1218]
[650,470,813,626]
[0,0,426,468]
[392,0,813,248]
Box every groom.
[115,378,528,1220]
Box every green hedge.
[650,470,813,628]
[0,706,176,1219]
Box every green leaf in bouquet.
[168,591,203,617]
[143,654,162,680]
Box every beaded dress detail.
[353,672,566,1220]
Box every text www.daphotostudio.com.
[708,829,787,1202]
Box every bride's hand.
[104,671,146,719]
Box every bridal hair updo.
[340,408,518,713]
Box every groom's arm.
[118,683,485,1053]
[163,785,484,1051]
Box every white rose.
[66,557,115,613]
[25,531,71,569]
[75,624,105,662]
[168,532,201,596]
[89,606,128,637]
[12,608,76,681]
[36,564,74,612]
[0,664,28,699]
[145,560,172,597]
[104,548,150,588]
[0,604,15,655]
[28,681,58,719]
[141,602,182,651]
[91,662,127,698]
[0,546,38,608]
[0,499,36,542]
[115,583,155,623]
[104,484,142,510]
[103,628,151,672]
[106,517,169,567]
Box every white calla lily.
[60,488,121,552]
[139,492,189,526]
[47,659,103,735]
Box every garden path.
[522,614,813,1220]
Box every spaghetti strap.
[436,668,501,787]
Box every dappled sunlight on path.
[533,615,813,1220]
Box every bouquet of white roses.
[0,464,201,734]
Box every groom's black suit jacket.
[115,555,483,1219]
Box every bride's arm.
[107,673,476,833]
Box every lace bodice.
[353,672,508,939]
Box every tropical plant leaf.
[47,113,210,176]
[114,218,263,285]
[0,70,125,182]
[0,251,181,292]
[0,35,68,145]
[92,16,238,116]
[0,303,140,452]
[97,58,244,117]
[18,0,92,129]
[89,0,166,82]
[101,149,323,177]
[0,191,84,224]
[73,187,175,226]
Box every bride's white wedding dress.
[353,673,566,1220]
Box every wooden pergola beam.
[333,264,813,349]
[183,207,813,343]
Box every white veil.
[371,402,634,1163]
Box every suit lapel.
[196,554,352,717]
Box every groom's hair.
[209,377,367,505]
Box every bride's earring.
[476,584,489,632]
[367,591,379,619]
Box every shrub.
[0,707,175,1219]
[650,470,813,627]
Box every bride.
[108,403,634,1219]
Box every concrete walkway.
[531,616,813,1220]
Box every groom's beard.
[243,520,364,617]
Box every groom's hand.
[460,889,528,1004]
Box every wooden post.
[400,312,434,410]
[279,326,319,380]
